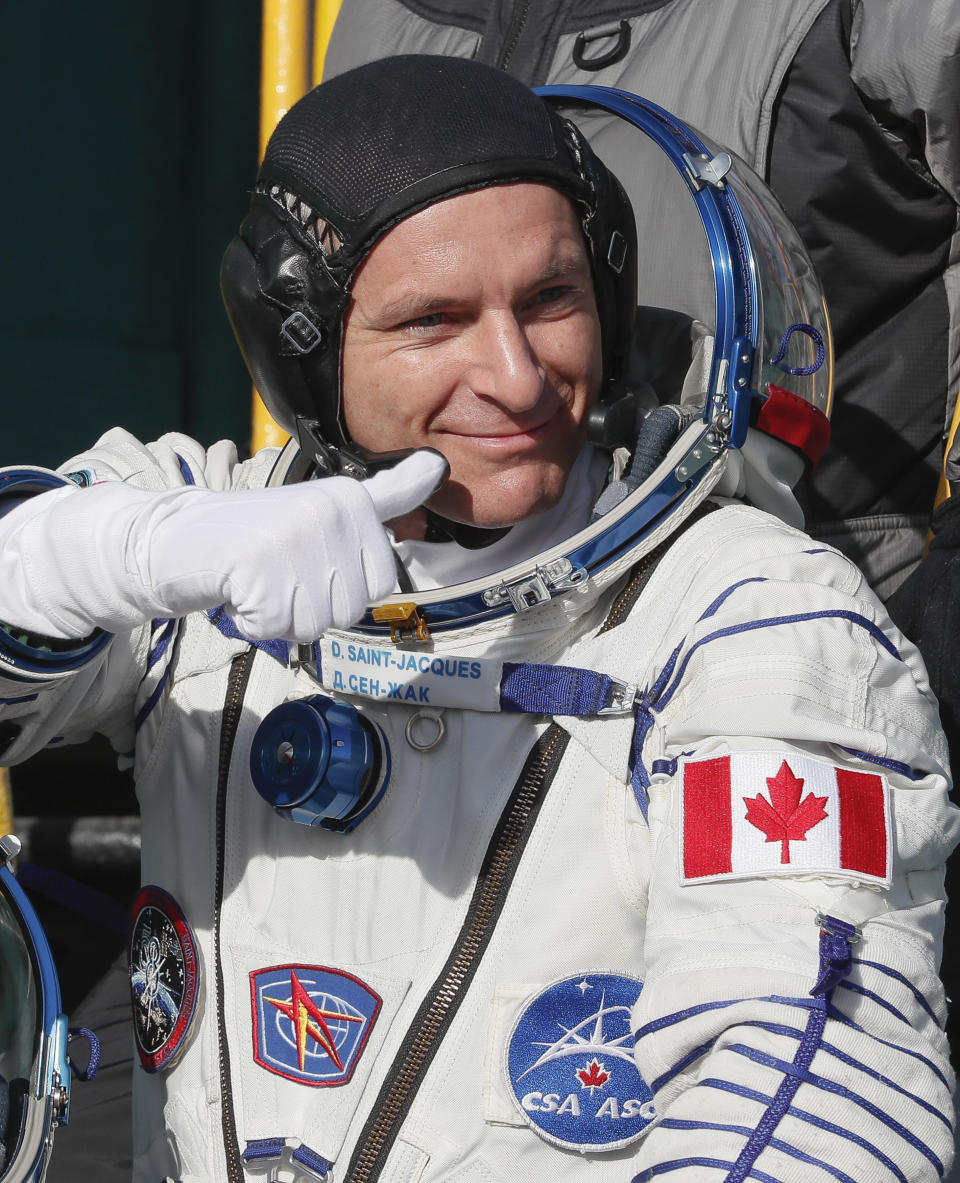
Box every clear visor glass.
[0,889,39,1088]
[716,141,833,419]
[568,109,832,421]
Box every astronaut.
[0,54,955,1183]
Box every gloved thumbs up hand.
[0,449,450,645]
[362,448,449,523]
[198,447,448,640]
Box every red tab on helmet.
[756,384,831,468]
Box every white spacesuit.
[0,57,955,1183]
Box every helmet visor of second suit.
[0,853,69,1183]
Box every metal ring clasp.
[404,710,446,752]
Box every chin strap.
[422,511,511,549]
[297,401,703,551]
[295,417,428,481]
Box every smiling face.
[340,183,603,530]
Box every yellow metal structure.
[0,769,13,853]
[934,387,960,510]
[252,0,344,454]
[313,0,342,83]
[371,603,432,644]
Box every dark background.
[0,0,262,1009]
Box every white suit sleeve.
[626,516,958,1181]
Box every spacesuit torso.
[0,427,954,1183]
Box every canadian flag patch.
[680,751,891,886]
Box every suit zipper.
[215,648,256,1182]
[343,724,570,1183]
[497,0,532,70]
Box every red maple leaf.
[743,761,828,864]
[577,1058,610,1091]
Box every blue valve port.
[249,696,390,833]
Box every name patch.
[319,637,500,710]
[250,964,381,1087]
[505,973,655,1152]
[129,885,200,1073]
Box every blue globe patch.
[505,973,655,1152]
[250,964,381,1086]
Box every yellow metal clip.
[371,602,431,645]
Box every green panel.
[178,0,268,450]
[0,0,261,462]
[0,334,182,469]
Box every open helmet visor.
[269,84,834,630]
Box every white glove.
[0,450,447,643]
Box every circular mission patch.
[505,972,655,1152]
[129,885,200,1073]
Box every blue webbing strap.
[500,660,661,815]
[242,1139,331,1176]
[722,916,856,1183]
[629,699,656,819]
[811,916,857,998]
[67,1027,101,1081]
[243,1139,285,1161]
[500,662,616,715]
[293,1145,333,1176]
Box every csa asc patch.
[250,964,381,1087]
[680,751,892,886]
[129,885,200,1073]
[505,973,655,1152]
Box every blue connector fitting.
[249,696,390,831]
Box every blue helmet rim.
[535,84,759,449]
